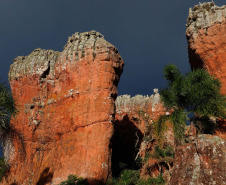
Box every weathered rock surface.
[186,2,226,140]
[169,134,226,185]
[185,4,226,185]
[4,31,124,184]
[113,91,174,181]
[186,2,226,95]
[115,90,174,146]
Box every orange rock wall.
[4,31,124,185]
[186,2,226,139]
[169,4,226,185]
[113,93,174,178]
[115,93,173,144]
[186,2,226,95]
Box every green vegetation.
[0,82,16,135]
[107,169,164,185]
[0,157,7,181]
[137,174,165,185]
[0,81,16,180]
[155,64,226,144]
[152,145,174,159]
[59,174,88,185]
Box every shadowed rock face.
[4,31,124,185]
[169,135,226,185]
[113,92,174,181]
[186,2,226,95]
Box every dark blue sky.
[0,0,224,96]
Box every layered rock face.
[169,135,226,185]
[4,31,124,184]
[113,91,174,179]
[186,2,226,95]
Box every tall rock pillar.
[186,2,226,94]
[4,31,124,184]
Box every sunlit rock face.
[186,2,226,140]
[186,2,226,95]
[169,135,226,185]
[170,4,226,185]
[4,31,124,185]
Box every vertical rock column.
[186,2,226,139]
[5,31,124,184]
[186,2,226,94]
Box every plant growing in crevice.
[152,145,174,159]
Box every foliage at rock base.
[59,175,88,185]
[107,170,165,185]
[0,157,7,181]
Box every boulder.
[169,135,226,185]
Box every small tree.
[154,64,226,145]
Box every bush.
[107,170,140,185]
[107,170,165,185]
[137,174,165,185]
[164,146,174,158]
[119,170,140,185]
[59,175,88,185]
[152,145,174,159]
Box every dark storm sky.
[0,0,224,96]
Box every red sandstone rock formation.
[169,134,226,185]
[169,4,226,185]
[115,91,174,147]
[186,2,226,139]
[186,2,226,95]
[113,91,174,182]
[3,31,124,185]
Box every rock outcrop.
[4,31,124,184]
[169,135,226,185]
[186,2,226,140]
[186,2,226,95]
[113,91,174,181]
[115,91,174,147]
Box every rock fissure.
[40,61,50,80]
